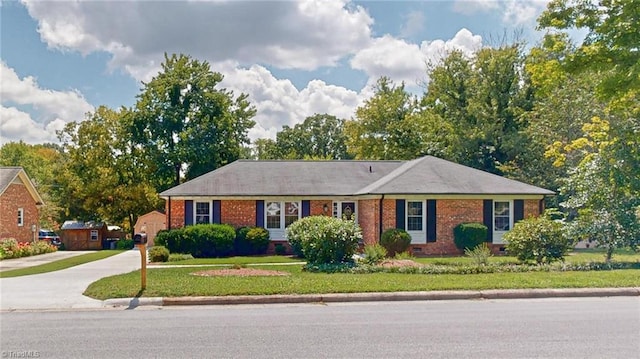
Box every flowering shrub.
[286,216,362,265]
[0,238,57,260]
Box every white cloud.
[400,10,425,38]
[22,0,374,76]
[452,0,550,26]
[0,62,94,144]
[351,29,482,89]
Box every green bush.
[465,243,492,267]
[286,216,362,265]
[116,239,134,250]
[148,246,170,262]
[362,244,387,265]
[380,228,411,257]
[153,224,235,258]
[504,212,574,264]
[234,226,270,255]
[274,243,287,255]
[453,222,488,251]
[0,238,57,259]
[168,253,194,262]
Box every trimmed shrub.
[235,226,270,255]
[168,253,194,262]
[116,239,134,250]
[504,212,573,264]
[153,224,235,258]
[380,228,411,257]
[148,246,170,262]
[453,222,488,251]
[286,216,362,265]
[362,244,387,265]
[274,243,287,255]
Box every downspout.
[378,194,385,243]
[167,196,172,230]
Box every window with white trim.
[90,230,99,241]
[494,201,511,231]
[195,202,211,224]
[266,201,300,229]
[406,201,423,231]
[17,208,24,226]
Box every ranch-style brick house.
[0,167,44,242]
[160,156,554,255]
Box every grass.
[84,248,640,300]
[84,265,640,300]
[160,255,303,265]
[0,250,124,278]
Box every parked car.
[38,229,62,247]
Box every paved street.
[0,250,141,310]
[2,297,639,358]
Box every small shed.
[60,221,125,250]
[134,210,166,246]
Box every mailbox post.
[133,233,148,290]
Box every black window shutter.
[514,200,524,223]
[302,200,310,217]
[213,200,221,224]
[185,200,193,226]
[427,200,436,242]
[395,199,405,230]
[256,200,264,227]
[483,200,493,242]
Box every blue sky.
[1,0,552,145]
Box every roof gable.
[0,167,45,205]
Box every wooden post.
[137,244,147,290]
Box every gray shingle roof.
[0,167,22,195]
[160,156,554,198]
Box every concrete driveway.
[0,250,142,311]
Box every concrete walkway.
[0,250,95,272]
[0,250,141,311]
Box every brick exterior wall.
[166,199,185,229]
[358,199,379,246]
[221,200,256,227]
[0,183,39,242]
[310,200,332,216]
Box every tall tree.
[272,114,351,160]
[131,53,256,190]
[58,106,163,234]
[345,77,421,160]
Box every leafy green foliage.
[504,212,573,264]
[168,253,194,262]
[148,246,170,262]
[362,244,387,265]
[154,224,235,258]
[234,226,270,255]
[116,239,134,250]
[464,243,493,267]
[130,53,256,190]
[379,228,411,257]
[0,239,57,260]
[286,216,362,265]
[453,223,488,251]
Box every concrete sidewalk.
[0,250,141,311]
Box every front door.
[333,201,357,220]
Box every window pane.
[266,202,281,229]
[407,201,423,231]
[495,217,510,231]
[494,201,510,231]
[285,202,299,227]
[196,202,210,224]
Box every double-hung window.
[406,201,423,231]
[195,202,211,224]
[494,201,511,231]
[17,208,24,227]
[266,201,300,230]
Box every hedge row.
[155,224,270,258]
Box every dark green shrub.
[380,228,411,257]
[148,246,170,262]
[286,216,362,265]
[274,243,287,255]
[234,226,270,255]
[116,239,134,250]
[154,224,235,258]
[453,222,488,251]
[504,213,573,264]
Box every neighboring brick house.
[0,167,44,242]
[160,156,554,255]
[134,210,166,246]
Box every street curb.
[103,287,640,308]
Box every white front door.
[493,200,512,244]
